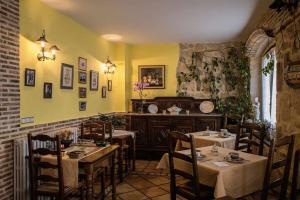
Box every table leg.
[118,145,124,182]
[111,151,116,200]
[132,136,136,171]
[85,165,94,200]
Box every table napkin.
[212,161,230,167]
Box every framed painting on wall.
[78,71,87,84]
[25,68,35,86]
[90,70,99,91]
[102,86,107,98]
[43,82,52,98]
[78,57,87,71]
[79,87,86,98]
[79,101,86,111]
[108,80,112,91]
[138,65,165,89]
[60,63,74,89]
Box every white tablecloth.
[176,131,236,150]
[157,146,267,199]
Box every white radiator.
[13,128,79,200]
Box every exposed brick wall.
[0,0,20,199]
[0,0,20,135]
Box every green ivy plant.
[262,52,275,76]
[176,44,253,118]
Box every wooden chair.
[261,134,295,200]
[28,133,84,200]
[80,121,105,141]
[291,149,300,200]
[236,122,266,155]
[168,131,214,200]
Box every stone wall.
[176,42,239,99]
[247,9,300,137]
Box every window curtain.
[261,50,277,125]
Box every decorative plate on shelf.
[148,104,158,114]
[199,101,214,114]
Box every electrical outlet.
[20,117,34,124]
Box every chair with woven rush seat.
[291,149,300,200]
[261,134,295,200]
[27,133,84,200]
[168,131,214,200]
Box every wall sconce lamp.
[36,30,60,61]
[103,57,117,74]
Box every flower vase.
[139,100,145,113]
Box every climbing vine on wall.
[177,44,253,117]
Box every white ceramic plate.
[199,101,214,113]
[148,104,158,114]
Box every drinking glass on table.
[211,143,218,155]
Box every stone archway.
[246,28,272,103]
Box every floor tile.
[118,190,148,200]
[140,186,168,198]
[126,176,155,189]
[143,175,170,185]
[151,193,171,200]
[116,182,136,194]
[159,183,170,192]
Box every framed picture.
[43,82,52,98]
[78,57,87,71]
[79,87,86,98]
[138,65,165,89]
[60,63,74,89]
[108,80,112,91]
[79,101,87,111]
[78,71,87,84]
[90,70,99,91]
[102,86,107,98]
[25,68,35,86]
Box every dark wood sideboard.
[125,97,223,158]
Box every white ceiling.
[42,0,272,44]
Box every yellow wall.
[128,44,179,103]
[20,0,125,126]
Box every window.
[262,49,277,125]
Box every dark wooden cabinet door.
[148,118,170,150]
[131,117,148,147]
[171,118,194,133]
[195,118,217,131]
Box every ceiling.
[42,0,272,44]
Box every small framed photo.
[90,70,99,91]
[79,87,86,98]
[78,71,87,84]
[25,68,35,86]
[108,80,112,91]
[60,63,74,89]
[138,65,165,89]
[79,101,87,111]
[78,57,87,71]
[43,82,52,98]
[102,86,107,98]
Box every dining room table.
[157,146,267,199]
[175,130,236,150]
[42,143,119,200]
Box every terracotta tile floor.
[103,160,277,200]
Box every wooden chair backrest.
[237,122,266,155]
[27,133,64,198]
[261,135,295,200]
[168,131,201,199]
[80,120,105,141]
[291,149,300,200]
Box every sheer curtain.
[262,49,277,125]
